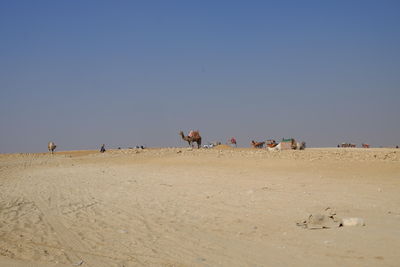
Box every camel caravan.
[178,130,306,151]
[48,132,306,153]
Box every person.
[100,144,106,153]
[230,137,237,147]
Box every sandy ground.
[0,147,399,267]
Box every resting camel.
[267,140,306,151]
[251,140,265,148]
[48,142,56,154]
[266,139,277,148]
[296,141,306,150]
[179,131,202,148]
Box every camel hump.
[189,130,200,138]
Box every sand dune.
[0,148,399,266]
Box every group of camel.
[178,131,305,151]
[47,131,305,154]
[251,139,306,150]
[339,143,370,148]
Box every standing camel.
[48,142,56,154]
[179,131,202,148]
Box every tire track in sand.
[33,195,112,267]
[31,184,111,267]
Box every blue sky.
[1,0,399,152]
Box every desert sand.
[0,147,399,267]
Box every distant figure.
[229,137,237,147]
[47,142,57,154]
[100,144,106,153]
[48,141,56,154]
[396,146,399,149]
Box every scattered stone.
[72,260,84,266]
[297,207,341,229]
[341,217,365,227]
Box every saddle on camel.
[188,130,200,139]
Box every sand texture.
[0,148,399,267]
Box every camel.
[296,141,306,150]
[267,142,282,151]
[48,142,56,154]
[266,139,278,148]
[267,140,306,151]
[179,131,202,148]
[251,140,265,148]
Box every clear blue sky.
[1,0,399,152]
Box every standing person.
[100,144,106,153]
[230,137,237,147]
